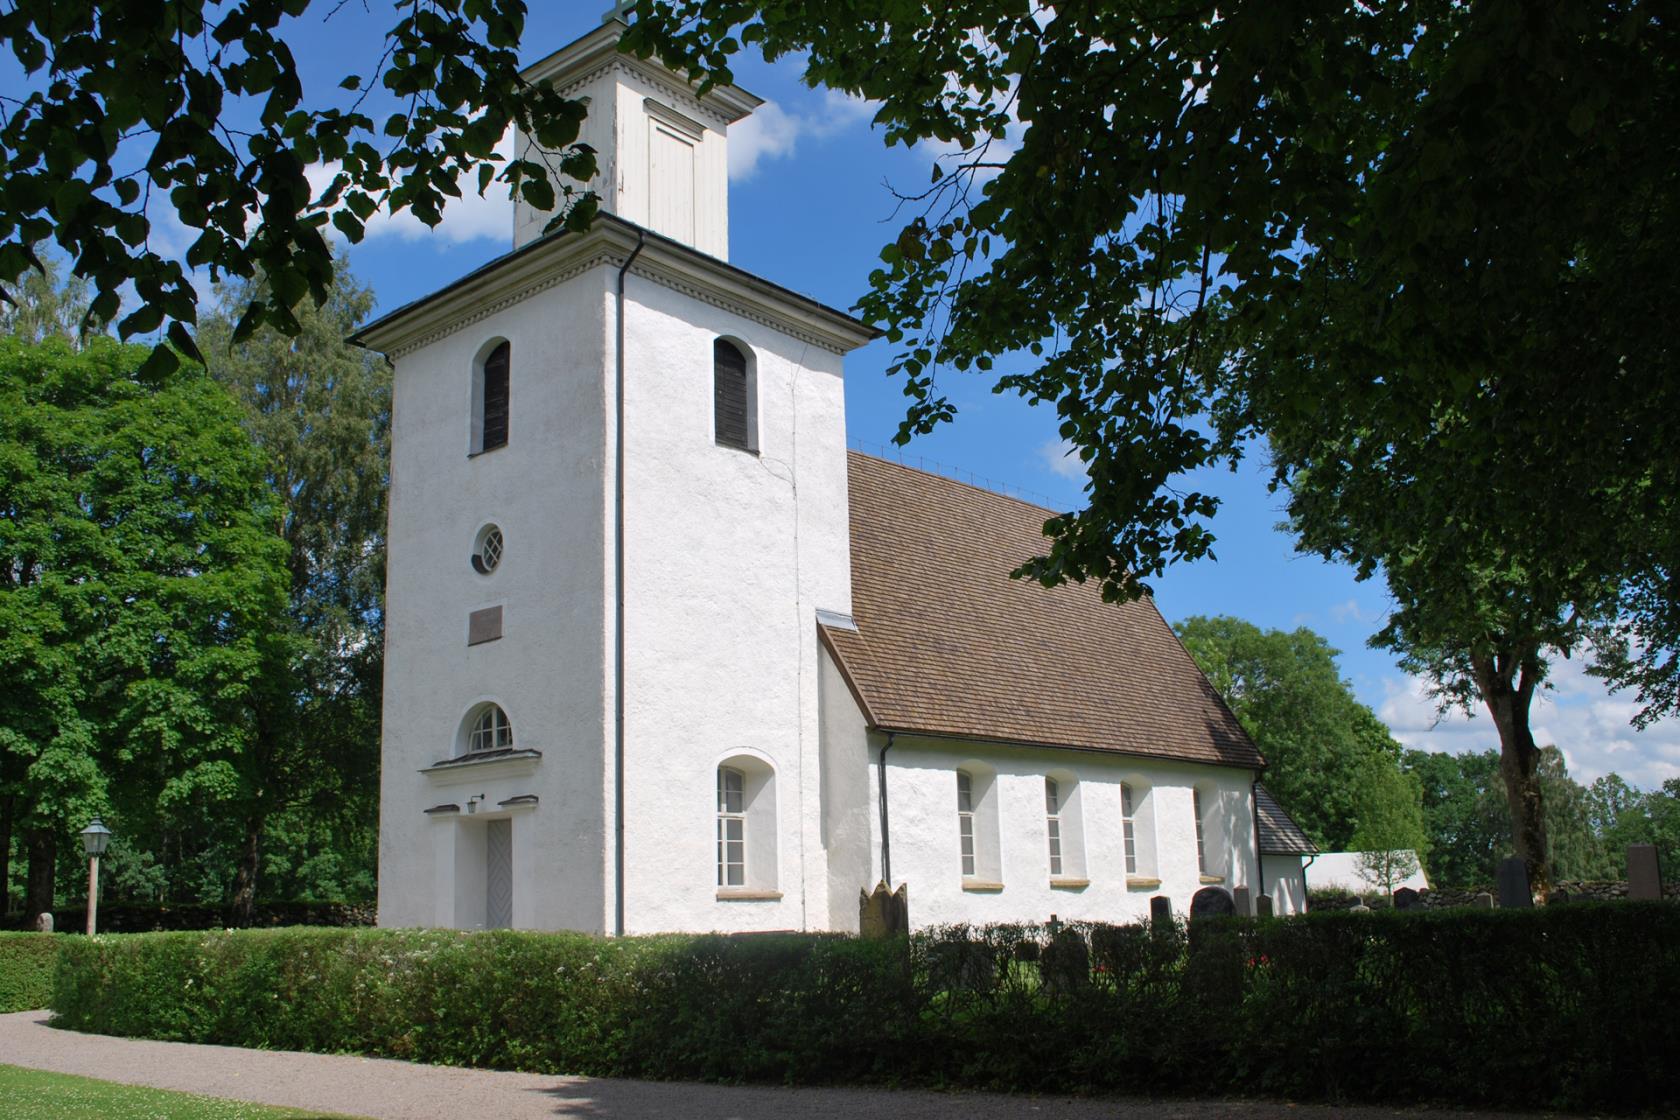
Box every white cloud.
[1331,598,1383,626]
[1037,437,1087,481]
[1378,656,1680,789]
[306,130,517,248]
[730,89,875,181]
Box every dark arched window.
[478,341,510,453]
[713,339,751,451]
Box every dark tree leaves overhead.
[0,0,599,377]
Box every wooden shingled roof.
[819,453,1266,771]
[1255,784,1318,855]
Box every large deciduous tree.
[196,257,390,919]
[0,335,289,917]
[631,0,1680,893]
[1174,615,1427,854]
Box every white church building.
[356,18,1311,935]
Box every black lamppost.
[80,818,111,935]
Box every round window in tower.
[471,524,504,575]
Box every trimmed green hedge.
[0,933,58,1012]
[51,904,1679,1111]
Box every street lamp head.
[81,817,112,857]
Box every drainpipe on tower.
[613,229,646,937]
[878,732,896,885]
[1251,781,1266,907]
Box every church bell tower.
[511,16,762,258]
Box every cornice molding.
[355,219,878,360]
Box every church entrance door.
[485,819,513,929]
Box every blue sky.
[34,6,1679,788]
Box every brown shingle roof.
[821,453,1265,770]
[1255,784,1317,855]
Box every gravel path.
[0,1011,1581,1120]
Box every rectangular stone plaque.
[468,605,503,646]
[1232,885,1252,917]
[1628,843,1663,901]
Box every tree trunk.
[25,828,55,919]
[1473,649,1551,898]
[0,796,13,916]
[229,815,262,926]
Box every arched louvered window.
[478,341,510,452]
[713,339,752,451]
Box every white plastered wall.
[866,736,1260,929]
[614,272,853,934]
[818,646,874,932]
[377,267,613,933]
[1262,855,1308,915]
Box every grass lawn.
[0,1064,362,1119]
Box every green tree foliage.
[0,254,100,346]
[195,258,389,917]
[1402,746,1679,887]
[633,0,1679,894]
[0,336,289,916]
[0,0,599,372]
[1173,615,1426,853]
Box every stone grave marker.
[1497,857,1533,908]
[858,881,909,938]
[1232,886,1252,917]
[1392,886,1421,911]
[1150,895,1172,927]
[34,912,52,933]
[1473,891,1494,909]
[1041,927,1090,996]
[1256,894,1273,918]
[1628,844,1662,901]
[1190,885,1234,921]
[1350,902,1371,913]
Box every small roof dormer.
[512,16,762,260]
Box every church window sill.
[1126,876,1163,890]
[1049,877,1090,890]
[961,879,1005,893]
[716,889,783,901]
[1199,873,1226,885]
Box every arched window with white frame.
[715,755,779,894]
[717,766,746,887]
[1118,778,1160,881]
[955,764,1002,885]
[1045,770,1086,883]
[1120,782,1138,875]
[460,703,513,756]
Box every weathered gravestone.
[1392,886,1421,911]
[1350,903,1371,913]
[1041,928,1090,995]
[1256,894,1273,918]
[1190,886,1235,921]
[1497,857,1533,908]
[1473,891,1494,909]
[858,881,909,938]
[1628,844,1663,901]
[34,912,52,933]
[1150,895,1172,927]
[1232,886,1252,917]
